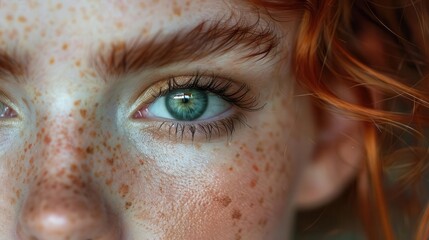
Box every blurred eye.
[146,88,231,121]
[0,101,17,118]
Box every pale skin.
[0,1,366,240]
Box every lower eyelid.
[140,112,247,142]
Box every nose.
[16,117,122,240]
[16,175,122,240]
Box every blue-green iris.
[165,89,208,121]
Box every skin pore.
[0,1,317,239]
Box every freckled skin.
[0,1,315,240]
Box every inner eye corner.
[131,107,146,120]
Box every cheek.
[117,91,301,239]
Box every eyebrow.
[94,17,281,78]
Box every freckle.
[56,3,63,9]
[5,15,13,22]
[75,60,81,67]
[24,26,32,33]
[105,178,113,186]
[130,168,138,176]
[173,6,182,16]
[252,164,259,172]
[119,184,129,197]
[75,147,86,159]
[115,21,124,29]
[228,166,234,172]
[232,209,242,220]
[68,174,85,189]
[49,57,55,65]
[258,197,264,205]
[18,16,27,23]
[78,127,84,134]
[125,201,132,209]
[256,146,263,153]
[235,153,240,158]
[106,158,114,166]
[74,100,81,106]
[258,218,268,227]
[89,130,97,138]
[79,109,87,118]
[235,229,242,240]
[16,189,21,198]
[70,164,78,172]
[43,135,51,144]
[89,70,97,78]
[85,146,94,154]
[139,159,145,165]
[214,195,232,207]
[62,43,68,50]
[250,178,258,188]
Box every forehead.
[0,1,256,46]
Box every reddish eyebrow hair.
[94,18,281,78]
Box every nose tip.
[17,183,121,240]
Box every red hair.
[250,0,429,239]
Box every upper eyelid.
[132,74,262,116]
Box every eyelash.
[145,73,263,141]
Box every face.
[0,1,315,239]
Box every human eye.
[131,74,262,141]
[0,101,17,119]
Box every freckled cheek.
[0,132,36,221]
[216,149,291,222]
[0,156,25,207]
[121,142,289,238]
[190,113,298,237]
